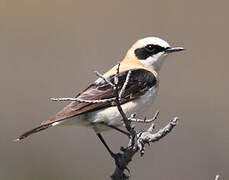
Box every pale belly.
[58,87,158,133]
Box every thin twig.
[94,71,115,88]
[50,97,116,103]
[128,110,160,123]
[119,70,132,99]
[113,63,135,135]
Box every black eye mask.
[134,44,166,60]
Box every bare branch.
[113,64,136,135]
[50,97,116,103]
[138,117,179,156]
[110,64,180,179]
[111,116,179,179]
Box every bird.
[16,37,184,154]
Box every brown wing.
[16,68,157,141]
[43,83,114,124]
[44,68,157,124]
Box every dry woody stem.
[51,63,180,180]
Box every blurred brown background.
[1,0,228,179]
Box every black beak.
[165,46,185,53]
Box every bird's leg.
[98,122,130,137]
[96,133,130,176]
[97,133,116,158]
[106,124,130,137]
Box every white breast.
[88,86,158,132]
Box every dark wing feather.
[45,68,157,124]
[16,68,157,141]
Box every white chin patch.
[139,52,165,67]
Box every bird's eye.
[135,44,166,60]
[145,45,155,52]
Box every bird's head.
[126,37,184,72]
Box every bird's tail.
[15,123,53,142]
